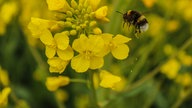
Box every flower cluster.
[161,45,192,86]
[0,1,18,35]
[28,0,131,74]
[0,67,11,107]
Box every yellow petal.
[47,57,68,73]
[142,0,156,8]
[54,32,69,50]
[88,0,101,10]
[88,35,104,53]
[112,34,131,45]
[57,46,74,60]
[46,0,70,12]
[0,68,10,86]
[71,54,90,73]
[101,33,113,43]
[46,76,70,91]
[89,56,104,69]
[95,6,109,22]
[28,18,46,38]
[72,34,88,53]
[111,44,129,60]
[28,17,56,38]
[40,29,55,46]
[1,1,17,24]
[0,87,11,106]
[45,46,56,58]
[99,70,121,89]
[160,59,180,79]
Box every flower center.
[83,50,92,59]
[109,42,117,50]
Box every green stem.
[29,46,47,69]
[88,70,99,108]
[171,88,192,108]
[124,64,160,92]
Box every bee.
[116,10,149,35]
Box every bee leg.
[134,26,139,38]
[139,28,141,33]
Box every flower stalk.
[88,70,99,108]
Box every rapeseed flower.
[101,33,131,60]
[71,34,105,72]
[0,87,11,107]
[175,73,192,86]
[0,67,10,86]
[0,1,18,35]
[46,76,70,91]
[99,70,121,90]
[28,0,130,73]
[47,57,69,73]
[161,59,181,79]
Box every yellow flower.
[79,0,101,10]
[93,27,102,35]
[47,57,69,73]
[101,34,131,60]
[0,87,11,107]
[99,70,121,90]
[112,78,127,92]
[71,34,105,72]
[46,0,70,12]
[163,44,176,56]
[0,1,18,24]
[0,1,18,35]
[0,67,10,86]
[28,17,57,38]
[41,30,74,60]
[46,76,70,91]
[175,73,192,86]
[166,20,180,32]
[142,0,156,8]
[95,6,109,22]
[178,51,192,66]
[161,59,181,79]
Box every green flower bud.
[69,8,75,13]
[72,24,76,29]
[93,27,102,35]
[66,18,73,22]
[64,22,72,27]
[84,14,89,20]
[70,30,77,36]
[89,12,95,18]
[87,6,92,13]
[71,0,78,9]
[75,9,80,15]
[89,21,97,27]
[76,26,81,30]
[80,23,87,28]
[78,4,83,10]
[62,31,70,36]
[81,9,86,14]
[66,11,73,17]
[55,13,67,20]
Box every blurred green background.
[0,0,192,108]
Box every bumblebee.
[117,10,149,34]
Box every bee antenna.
[116,11,123,15]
